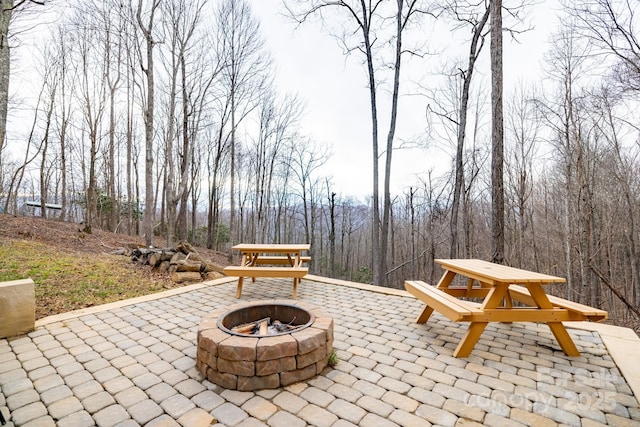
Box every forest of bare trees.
[1,0,639,330]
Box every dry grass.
[0,239,177,319]
[0,213,228,320]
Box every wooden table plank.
[435,259,566,284]
[233,243,311,253]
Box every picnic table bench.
[223,244,310,298]
[405,259,608,357]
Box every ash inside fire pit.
[219,303,315,337]
[197,300,333,391]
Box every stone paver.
[211,401,248,426]
[56,410,95,427]
[47,396,84,420]
[177,407,216,427]
[129,399,164,425]
[0,277,638,426]
[160,394,195,418]
[82,390,116,414]
[93,403,130,427]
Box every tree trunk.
[176,52,190,241]
[380,0,404,286]
[229,90,236,261]
[40,85,55,219]
[450,6,490,258]
[363,14,380,287]
[108,84,119,230]
[490,0,505,264]
[137,0,159,247]
[329,190,336,277]
[0,0,11,151]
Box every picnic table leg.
[436,270,456,289]
[454,322,488,357]
[547,323,580,356]
[413,269,456,324]
[450,283,505,357]
[247,253,258,282]
[525,283,581,356]
[292,277,298,299]
[415,306,435,324]
[236,277,244,298]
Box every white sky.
[251,0,561,198]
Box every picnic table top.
[232,243,311,253]
[435,258,566,285]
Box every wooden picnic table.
[223,243,310,298]
[405,259,607,358]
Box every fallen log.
[170,252,187,265]
[131,248,155,264]
[170,271,202,283]
[176,241,197,255]
[157,261,171,272]
[201,261,224,273]
[127,242,224,284]
[148,252,162,267]
[204,271,224,280]
[175,260,202,272]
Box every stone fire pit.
[196,300,334,391]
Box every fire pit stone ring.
[196,300,334,391]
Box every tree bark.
[0,0,11,150]
[490,0,505,264]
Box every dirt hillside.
[0,213,229,318]
[0,213,227,260]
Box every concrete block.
[0,279,35,339]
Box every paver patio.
[1,275,639,426]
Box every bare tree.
[179,40,221,241]
[0,0,12,151]
[2,82,44,213]
[135,0,161,246]
[38,50,56,218]
[290,135,330,264]
[51,26,76,221]
[589,86,640,310]
[159,0,206,246]
[205,96,231,250]
[504,83,540,268]
[287,0,430,286]
[432,1,490,258]
[567,0,640,93]
[326,185,337,276]
[0,0,44,173]
[71,6,109,233]
[103,1,124,231]
[286,0,383,284]
[534,26,590,301]
[215,0,269,258]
